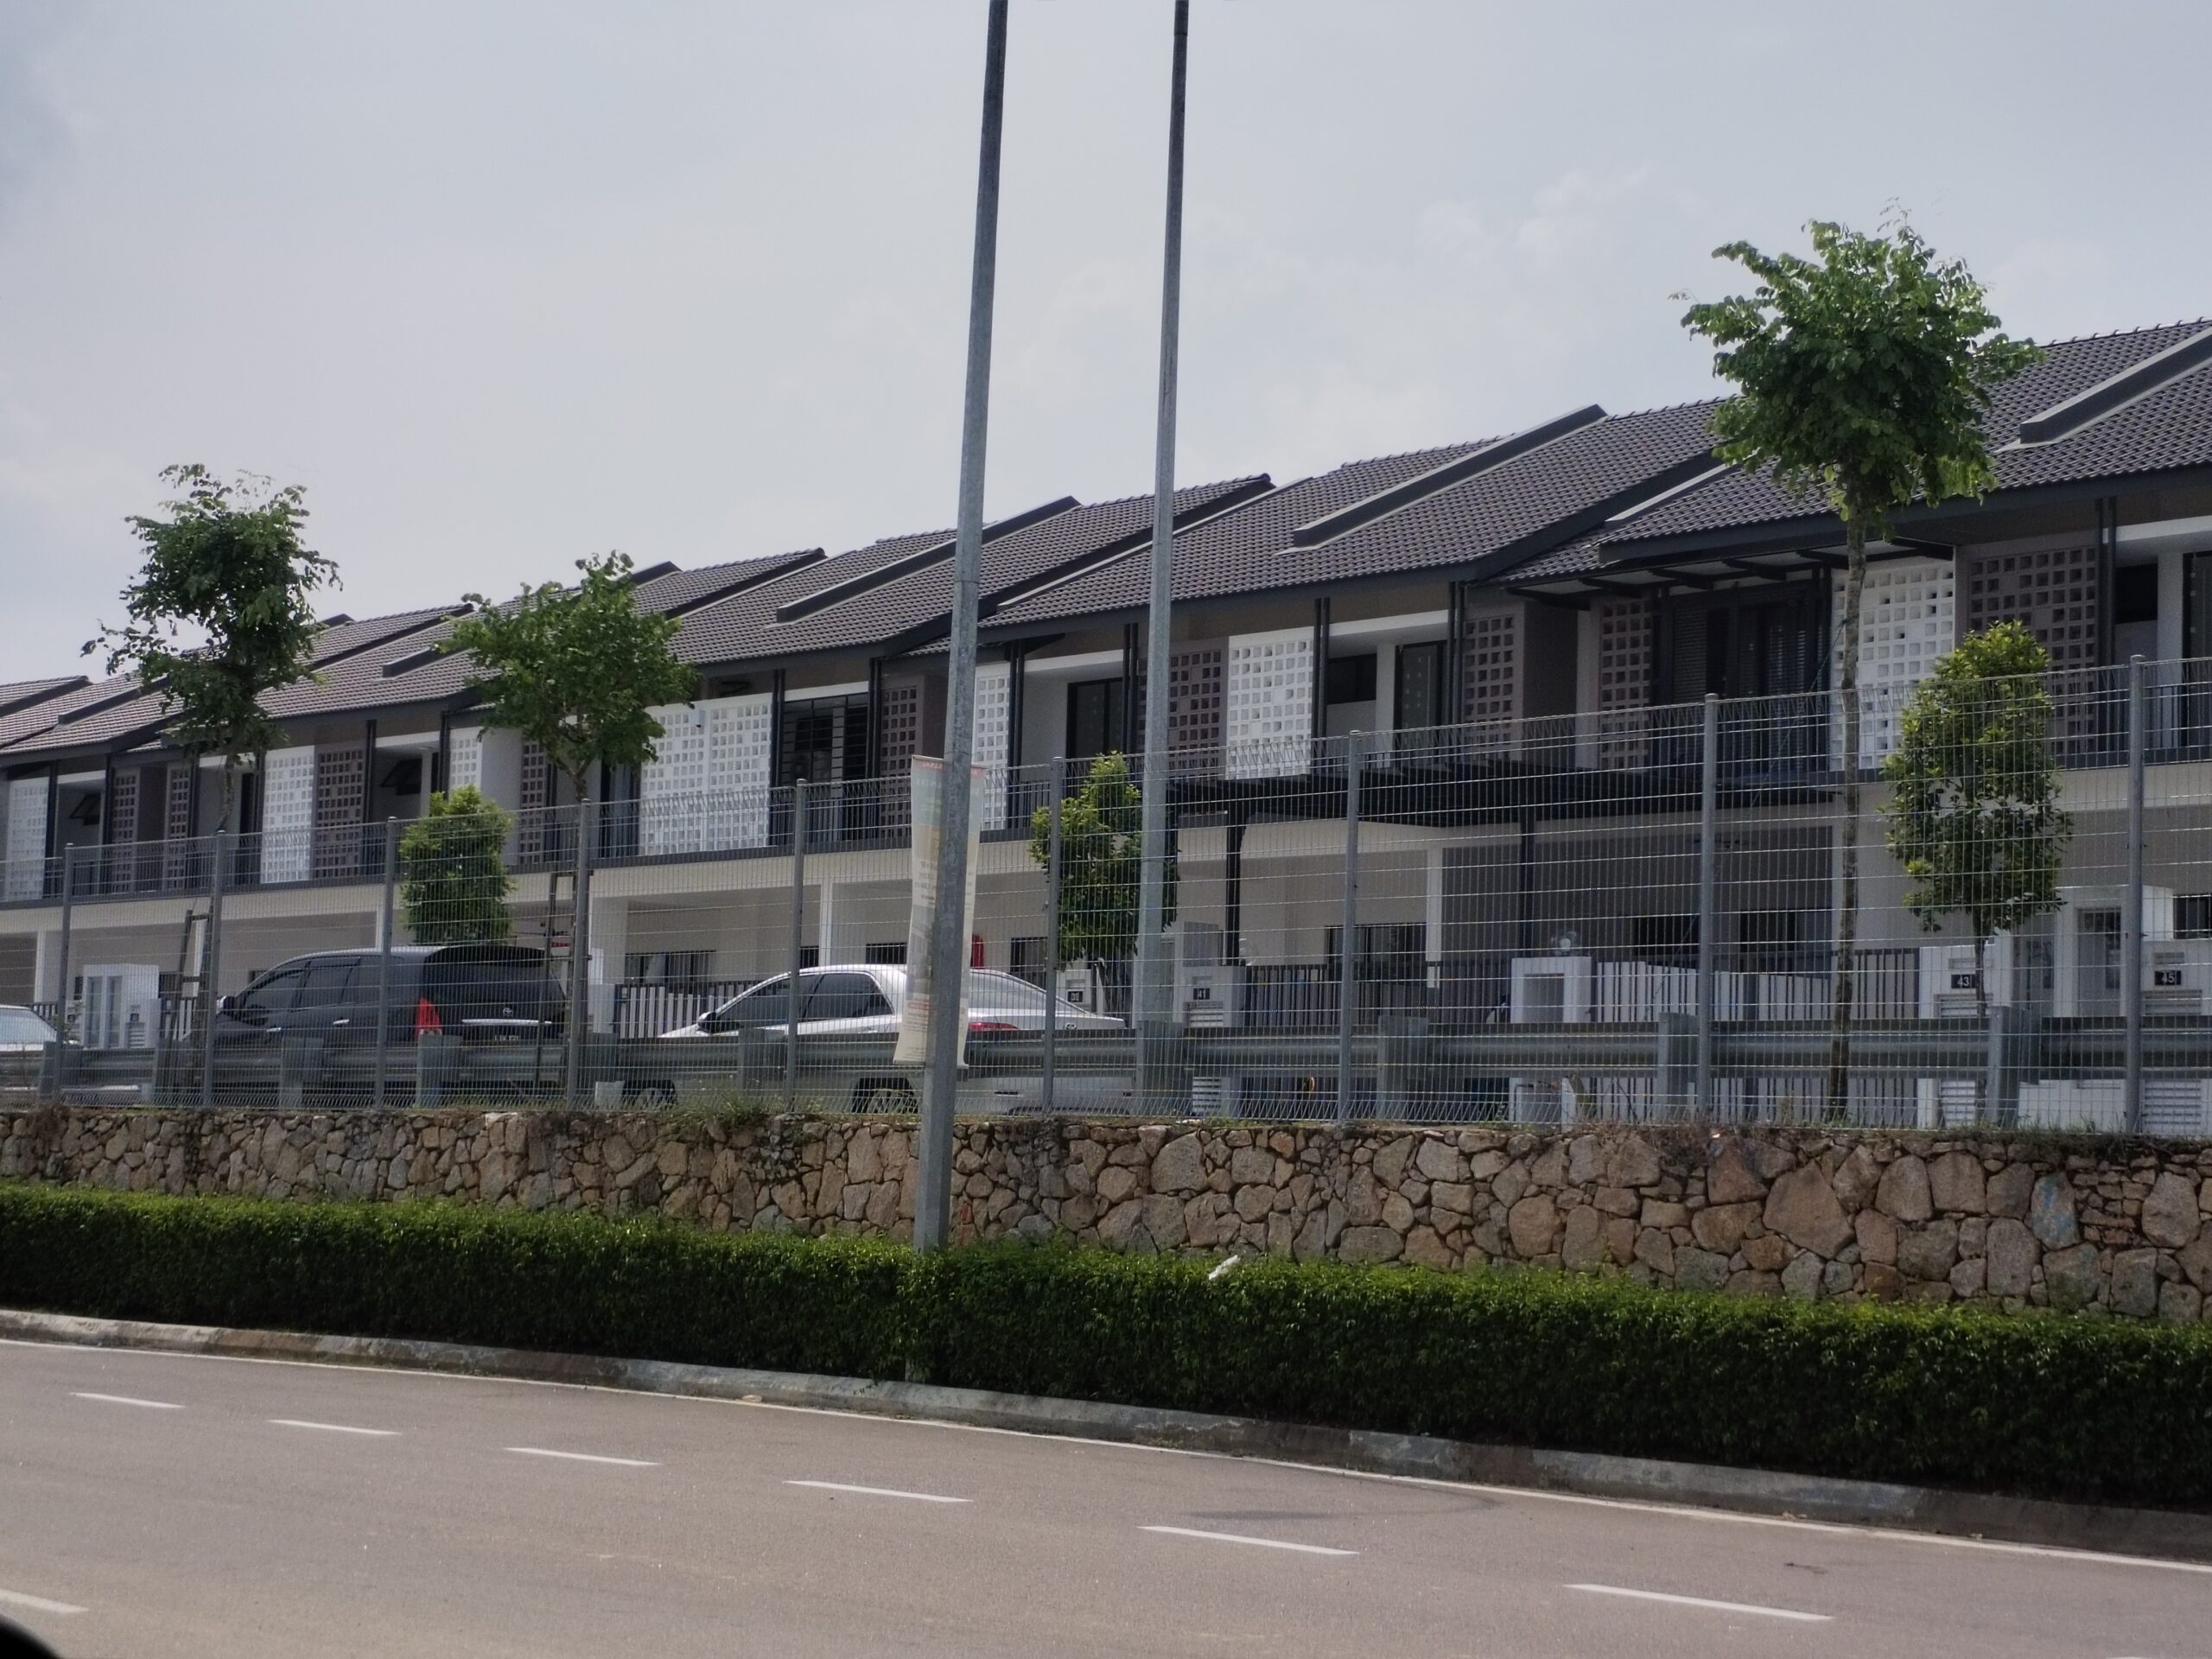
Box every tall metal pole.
[1041,765,1063,1116]
[373,817,397,1109]
[200,830,231,1109]
[917,0,1011,1254]
[786,778,808,1114]
[1695,693,1718,1116]
[1134,0,1192,1055]
[2123,655,2146,1132]
[1336,732,1363,1127]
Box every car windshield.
[710,977,799,1027]
[0,1008,54,1045]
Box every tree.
[1680,217,2040,1111]
[90,466,339,830]
[1882,623,2070,1020]
[1028,753,1175,1015]
[399,787,515,944]
[445,551,697,1091]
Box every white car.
[655,964,1132,1114]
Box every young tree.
[90,466,339,830]
[1028,753,1175,1016]
[399,787,516,944]
[1882,623,2070,1020]
[1680,218,2039,1111]
[445,552,697,1090]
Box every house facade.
[4,319,2211,1113]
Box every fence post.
[1336,732,1363,1128]
[1695,692,1719,1118]
[373,817,398,1109]
[1042,762,1062,1116]
[51,845,78,1100]
[2123,654,2146,1133]
[786,778,807,1113]
[200,830,231,1109]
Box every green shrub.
[3,1182,2207,1510]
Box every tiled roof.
[982,443,1484,631]
[672,531,958,668]
[0,676,87,721]
[753,478,1269,660]
[1592,321,2212,556]
[979,405,1720,632]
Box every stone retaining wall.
[6,1106,2210,1321]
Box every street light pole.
[916,0,1012,1254]
[1134,0,1192,1086]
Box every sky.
[2,0,2209,680]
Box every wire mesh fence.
[6,656,2211,1134]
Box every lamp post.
[1133,0,1193,1095]
[915,0,1013,1253]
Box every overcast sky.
[3,1,2207,679]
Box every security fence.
[7,656,2212,1135]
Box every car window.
[296,960,358,1009]
[425,951,562,1013]
[804,972,891,1021]
[0,1009,54,1044]
[238,969,305,1019]
[712,977,794,1028]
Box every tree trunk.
[1972,931,1990,1023]
[1826,521,1867,1120]
[564,779,594,1109]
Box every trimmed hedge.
[3,1181,2208,1510]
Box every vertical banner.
[894,757,984,1066]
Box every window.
[295,959,358,1009]
[1009,936,1050,987]
[1066,678,1125,760]
[2179,896,2212,939]
[864,942,907,965]
[804,971,892,1020]
[1395,641,1445,733]
[624,950,717,992]
[1325,653,1377,705]
[236,969,305,1020]
[708,976,798,1029]
[2113,563,2159,626]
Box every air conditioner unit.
[1510,954,1592,1024]
[78,963,162,1050]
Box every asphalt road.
[0,1338,2205,1659]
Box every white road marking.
[0,1586,88,1616]
[1567,1583,1830,1623]
[785,1480,969,1504]
[506,1446,658,1467]
[1142,1524,1356,1557]
[269,1418,397,1437]
[71,1390,181,1410]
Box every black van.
[212,944,568,1099]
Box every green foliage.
[1883,624,2072,982]
[6,1181,2210,1508]
[445,551,699,802]
[1027,753,1175,969]
[90,466,340,827]
[1679,218,2041,535]
[399,787,515,944]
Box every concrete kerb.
[3,1306,2206,1563]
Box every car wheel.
[627,1080,677,1109]
[851,1079,916,1114]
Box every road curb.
[3,1306,2205,1562]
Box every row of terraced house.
[4,318,2212,1122]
